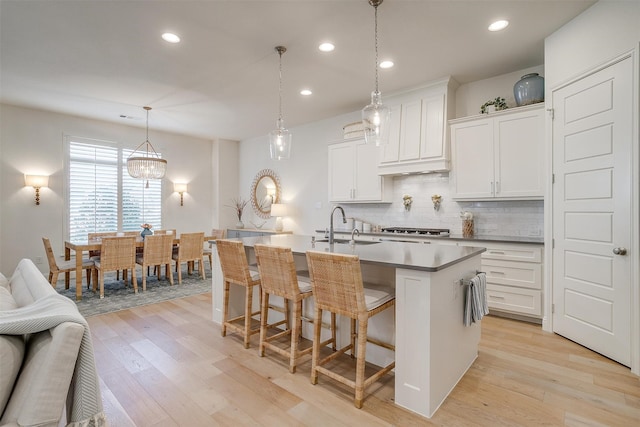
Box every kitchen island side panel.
[395,256,481,418]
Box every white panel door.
[552,56,632,366]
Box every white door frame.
[544,48,640,375]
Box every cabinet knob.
[613,247,627,255]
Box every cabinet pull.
[489,251,505,255]
[490,181,494,194]
[496,181,501,194]
[489,295,505,299]
[489,270,506,275]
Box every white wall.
[0,104,216,274]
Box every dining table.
[65,234,214,300]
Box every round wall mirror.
[250,169,281,219]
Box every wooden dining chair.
[42,237,95,290]
[153,229,176,236]
[92,236,137,299]
[136,234,174,290]
[254,244,330,373]
[202,228,225,269]
[306,250,396,408]
[216,239,262,348]
[172,232,205,283]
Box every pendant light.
[126,106,167,187]
[269,46,292,160]
[362,0,390,146]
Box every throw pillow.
[0,272,8,290]
[0,287,25,415]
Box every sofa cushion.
[0,323,84,426]
[0,286,17,311]
[9,259,56,307]
[0,272,8,290]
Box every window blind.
[68,139,162,243]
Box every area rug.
[57,267,212,317]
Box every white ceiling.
[0,0,596,141]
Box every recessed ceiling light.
[300,89,313,96]
[488,20,509,32]
[162,33,181,43]
[380,60,394,69]
[318,42,335,52]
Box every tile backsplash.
[336,173,543,237]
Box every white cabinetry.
[328,138,391,203]
[481,242,543,319]
[450,104,545,200]
[378,77,457,175]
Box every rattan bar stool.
[216,239,262,349]
[254,244,336,373]
[306,250,396,409]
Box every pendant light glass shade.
[362,90,391,146]
[362,0,390,146]
[269,46,291,160]
[127,106,167,182]
[269,118,292,160]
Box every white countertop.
[317,229,544,245]
[212,234,486,272]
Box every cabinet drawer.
[481,245,542,263]
[486,284,541,316]
[482,259,542,290]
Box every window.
[66,136,162,243]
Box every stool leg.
[354,317,368,409]
[331,312,337,351]
[311,306,323,385]
[350,318,357,359]
[222,281,230,337]
[290,299,302,374]
[244,283,253,349]
[259,291,269,357]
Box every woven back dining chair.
[42,237,95,290]
[136,234,174,290]
[305,250,396,408]
[216,239,261,349]
[203,228,225,269]
[172,232,205,283]
[254,244,330,373]
[93,236,137,299]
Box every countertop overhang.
[211,234,486,272]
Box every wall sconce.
[25,175,49,205]
[174,183,188,206]
[270,203,288,232]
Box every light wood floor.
[85,292,640,426]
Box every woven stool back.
[216,239,254,286]
[306,251,366,318]
[254,244,300,299]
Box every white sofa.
[0,259,104,427]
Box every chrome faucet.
[350,228,360,245]
[329,205,347,245]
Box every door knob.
[613,247,627,255]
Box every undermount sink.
[316,238,380,245]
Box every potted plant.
[480,97,508,114]
[228,198,248,229]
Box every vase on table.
[235,220,244,229]
[514,73,544,106]
[141,227,153,240]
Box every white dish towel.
[464,272,489,327]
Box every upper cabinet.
[329,138,392,203]
[450,104,545,200]
[378,77,457,175]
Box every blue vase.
[141,228,152,240]
[514,73,544,106]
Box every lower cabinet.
[480,243,543,319]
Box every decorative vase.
[140,228,153,240]
[235,220,244,229]
[514,73,544,106]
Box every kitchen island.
[210,234,486,418]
